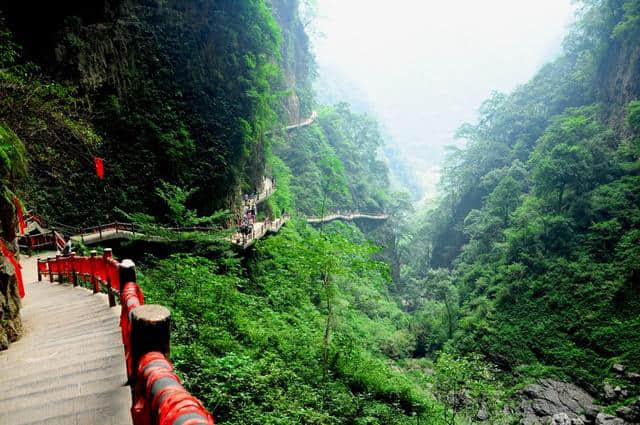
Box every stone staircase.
[0,254,132,425]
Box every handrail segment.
[39,251,215,425]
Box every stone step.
[21,302,112,318]
[0,348,125,385]
[0,374,128,410]
[3,259,133,423]
[1,330,123,362]
[6,328,122,353]
[22,321,118,342]
[24,293,110,309]
[0,386,133,425]
[24,291,111,306]
[20,308,118,327]
[23,309,118,326]
[1,364,127,401]
[25,405,134,425]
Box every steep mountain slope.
[400,0,640,404]
[1,0,292,224]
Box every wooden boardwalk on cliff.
[0,253,132,425]
[47,177,283,249]
[305,212,389,224]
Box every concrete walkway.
[0,253,132,425]
[285,111,318,131]
[305,212,389,224]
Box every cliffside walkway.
[231,215,290,249]
[305,212,389,224]
[0,251,214,424]
[285,111,317,132]
[0,253,132,424]
[20,177,285,251]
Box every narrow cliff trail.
[0,253,132,425]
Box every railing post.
[55,255,62,282]
[90,250,99,294]
[104,248,116,307]
[70,252,78,287]
[47,257,54,282]
[37,258,43,282]
[119,259,136,295]
[130,304,171,381]
[99,227,103,239]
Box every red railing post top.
[121,259,135,270]
[119,259,137,287]
[103,248,113,259]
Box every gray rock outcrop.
[519,379,595,425]
[595,413,625,425]
[0,264,22,350]
[616,400,640,423]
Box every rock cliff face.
[519,380,596,425]
[0,267,22,350]
[519,377,640,425]
[270,0,315,125]
[0,199,22,350]
[1,0,308,222]
[598,38,640,132]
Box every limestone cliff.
[599,38,640,132]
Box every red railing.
[39,251,215,425]
[18,231,55,250]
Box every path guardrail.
[39,250,215,425]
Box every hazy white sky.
[313,0,576,194]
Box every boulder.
[585,405,603,423]
[476,406,490,421]
[612,364,626,375]
[0,271,22,350]
[519,379,596,425]
[595,413,624,425]
[614,386,628,399]
[616,400,640,423]
[626,373,640,384]
[603,384,617,401]
[603,383,629,401]
[553,413,572,425]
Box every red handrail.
[40,252,215,425]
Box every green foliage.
[266,152,294,216]
[397,0,640,401]
[0,123,26,187]
[275,104,391,216]
[627,100,640,133]
[0,21,102,224]
[613,0,640,40]
[139,221,441,423]
[432,352,512,425]
[0,14,17,68]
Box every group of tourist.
[235,177,277,244]
[237,192,258,243]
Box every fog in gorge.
[312,0,576,201]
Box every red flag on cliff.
[0,240,24,298]
[12,197,25,235]
[94,157,105,180]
